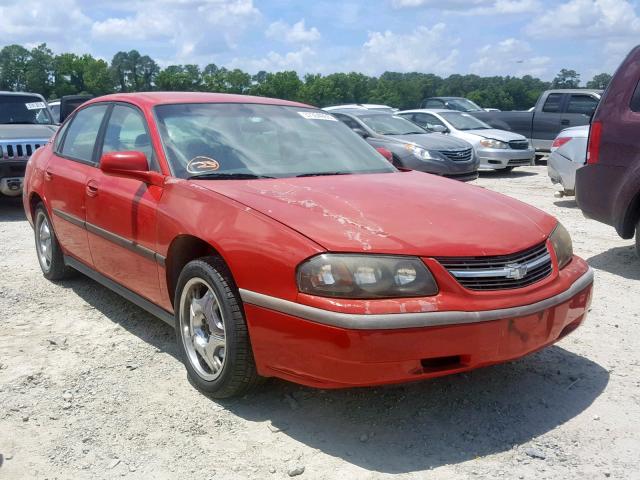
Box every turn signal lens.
[297,254,438,299]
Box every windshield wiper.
[188,172,274,180]
[296,171,353,177]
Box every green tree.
[110,50,158,92]
[552,68,580,89]
[250,71,303,101]
[586,73,612,90]
[52,53,113,97]
[0,44,30,91]
[25,44,55,98]
[156,65,202,91]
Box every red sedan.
[23,93,594,398]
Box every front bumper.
[478,147,535,170]
[0,160,26,196]
[242,265,594,388]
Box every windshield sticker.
[25,101,46,110]
[187,156,220,174]
[298,111,338,121]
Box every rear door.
[84,103,163,304]
[532,92,566,151]
[562,93,599,128]
[45,104,109,266]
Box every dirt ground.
[1,165,639,480]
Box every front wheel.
[174,257,261,398]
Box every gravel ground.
[1,165,639,480]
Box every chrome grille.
[439,148,473,162]
[436,242,552,291]
[0,140,47,160]
[508,140,530,150]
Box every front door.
[45,104,110,266]
[84,103,163,304]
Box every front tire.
[34,204,72,281]
[174,257,261,398]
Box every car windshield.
[358,114,427,135]
[154,103,397,179]
[446,98,484,112]
[0,95,54,125]
[440,112,492,130]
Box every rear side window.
[566,94,598,115]
[60,105,108,164]
[542,93,564,113]
[414,113,446,129]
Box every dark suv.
[575,45,640,254]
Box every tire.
[174,257,261,398]
[502,166,514,172]
[34,204,72,281]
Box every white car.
[397,109,535,171]
[547,125,588,196]
[324,104,396,113]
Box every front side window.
[154,103,396,179]
[440,112,491,130]
[413,113,447,129]
[358,114,427,135]
[60,105,108,163]
[0,95,54,125]
[542,93,564,113]
[102,105,157,170]
[566,94,599,115]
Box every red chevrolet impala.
[23,93,593,398]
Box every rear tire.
[34,204,72,281]
[174,257,261,398]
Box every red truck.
[576,46,640,255]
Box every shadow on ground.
[62,271,608,474]
[554,199,578,208]
[0,197,26,222]
[587,245,640,280]
[479,169,538,179]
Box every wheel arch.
[164,234,235,308]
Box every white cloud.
[91,0,260,63]
[357,24,459,75]
[470,38,551,77]
[391,0,538,13]
[230,46,318,72]
[266,19,321,44]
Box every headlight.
[549,222,573,269]
[297,254,438,299]
[479,138,508,149]
[404,143,443,161]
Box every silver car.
[547,125,588,196]
[397,109,535,171]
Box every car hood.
[464,128,527,142]
[197,171,556,256]
[0,124,58,140]
[385,133,472,150]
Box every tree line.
[0,44,612,111]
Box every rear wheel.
[34,204,72,281]
[174,257,261,398]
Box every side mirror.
[376,147,393,162]
[431,125,448,134]
[100,151,164,186]
[353,128,370,138]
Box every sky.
[1,0,639,82]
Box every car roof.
[425,97,465,100]
[0,91,44,98]
[545,89,603,95]
[83,92,312,109]
[328,108,391,117]
[398,109,451,114]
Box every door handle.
[561,119,570,125]
[86,180,99,197]
[44,170,53,181]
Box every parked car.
[420,97,485,112]
[24,92,593,398]
[547,125,588,196]
[324,104,396,113]
[326,108,479,181]
[397,109,535,171]
[48,100,61,123]
[469,89,601,154]
[0,91,58,196]
[576,45,640,254]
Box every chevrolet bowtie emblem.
[505,263,528,280]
